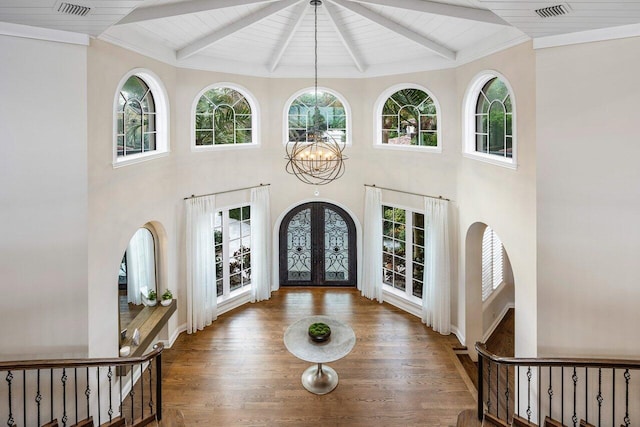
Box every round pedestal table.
[283,315,356,395]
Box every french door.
[279,202,356,286]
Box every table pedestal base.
[301,363,338,395]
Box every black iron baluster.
[36,369,42,426]
[585,367,588,422]
[74,368,78,424]
[22,371,26,427]
[97,367,101,426]
[517,366,520,419]
[548,367,553,421]
[107,367,113,422]
[130,364,135,423]
[119,366,123,416]
[156,351,162,421]
[85,367,90,419]
[62,368,68,426]
[148,360,154,415]
[7,370,15,427]
[597,368,602,427]
[487,360,492,414]
[623,369,630,427]
[613,368,616,427]
[505,365,510,423]
[478,354,484,421]
[538,366,541,426]
[562,367,564,425]
[496,364,500,419]
[50,368,53,422]
[572,367,578,427]
[140,363,144,418]
[526,366,532,423]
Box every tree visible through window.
[215,205,251,298]
[117,76,156,157]
[475,78,512,158]
[381,88,437,147]
[288,91,346,143]
[382,205,425,300]
[195,87,253,146]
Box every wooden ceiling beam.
[177,0,302,60]
[268,1,308,72]
[117,0,278,25]
[328,0,456,60]
[350,0,508,26]
[324,0,366,72]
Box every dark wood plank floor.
[161,288,476,426]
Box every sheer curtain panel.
[126,228,155,305]
[361,187,383,302]
[422,197,451,335]
[250,186,272,302]
[186,195,217,334]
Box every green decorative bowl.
[308,322,331,342]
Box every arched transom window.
[475,77,513,159]
[195,86,254,146]
[117,76,156,157]
[381,88,437,147]
[287,90,347,144]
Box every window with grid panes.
[195,86,254,146]
[117,75,156,157]
[475,77,513,159]
[380,88,437,147]
[382,205,425,301]
[214,205,251,299]
[287,90,347,144]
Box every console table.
[283,315,356,395]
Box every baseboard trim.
[160,323,186,349]
[450,325,465,347]
[382,290,421,318]
[482,303,514,342]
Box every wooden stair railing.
[0,343,163,427]
[476,342,640,427]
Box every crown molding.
[0,21,89,46]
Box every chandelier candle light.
[285,0,347,185]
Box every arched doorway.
[279,202,357,287]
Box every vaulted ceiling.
[1,0,639,77]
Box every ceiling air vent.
[56,2,91,17]
[535,4,569,18]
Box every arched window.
[114,69,169,166]
[285,88,350,145]
[193,84,258,148]
[463,72,516,167]
[482,226,504,302]
[376,85,439,149]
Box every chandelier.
[285,0,347,185]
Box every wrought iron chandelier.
[285,0,347,185]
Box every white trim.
[112,68,171,168]
[190,82,261,151]
[373,83,442,153]
[461,70,517,169]
[482,302,514,342]
[450,324,465,347]
[382,288,421,318]
[282,86,353,146]
[159,323,187,348]
[218,289,252,315]
[533,23,640,50]
[0,21,89,46]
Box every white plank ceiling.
[1,0,638,77]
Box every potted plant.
[161,289,173,306]
[308,322,331,342]
[147,289,157,306]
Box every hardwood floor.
[161,288,476,426]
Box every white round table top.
[284,315,356,364]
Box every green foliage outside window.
[288,91,347,143]
[117,76,156,156]
[475,78,512,158]
[195,87,252,146]
[381,88,437,147]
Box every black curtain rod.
[184,183,270,201]
[364,184,451,202]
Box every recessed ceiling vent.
[535,4,570,18]
[56,2,91,17]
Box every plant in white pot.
[147,289,157,306]
[161,289,173,306]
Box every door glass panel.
[324,208,349,281]
[287,208,312,281]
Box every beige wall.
[0,35,88,359]
[536,36,640,357]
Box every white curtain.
[361,187,383,302]
[126,228,156,305]
[422,197,451,335]
[250,186,272,303]
[186,195,217,334]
